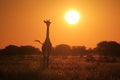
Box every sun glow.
[65,10,80,24]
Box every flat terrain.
[0,55,120,80]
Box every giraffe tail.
[34,40,43,45]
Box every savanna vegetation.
[0,41,120,80]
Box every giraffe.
[42,20,52,68]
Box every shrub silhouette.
[54,44,71,56]
[95,41,120,57]
[0,45,40,55]
[71,46,87,56]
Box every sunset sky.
[0,0,120,49]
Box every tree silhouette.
[4,45,19,55]
[95,41,120,57]
[71,46,87,56]
[54,44,71,56]
[0,45,40,55]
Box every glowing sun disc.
[65,10,80,24]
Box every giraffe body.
[42,20,52,68]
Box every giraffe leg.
[46,53,50,68]
[44,53,48,68]
[43,53,46,68]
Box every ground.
[0,55,120,80]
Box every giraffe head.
[44,20,51,27]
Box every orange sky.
[0,0,120,49]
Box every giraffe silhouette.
[42,20,52,68]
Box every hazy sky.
[0,0,120,49]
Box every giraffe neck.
[46,25,50,40]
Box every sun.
[65,10,80,24]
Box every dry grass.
[0,55,120,80]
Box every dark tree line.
[0,41,120,57]
[52,44,93,56]
[0,45,41,55]
[53,41,120,57]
